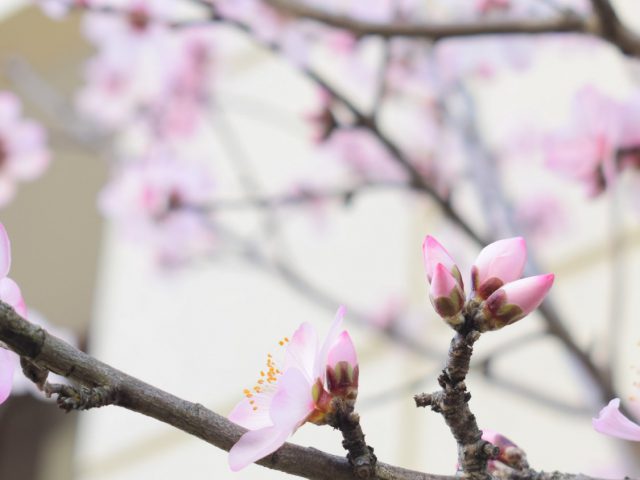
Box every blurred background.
[0,1,639,479]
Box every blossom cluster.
[423,235,554,331]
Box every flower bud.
[480,273,554,331]
[326,331,359,402]
[471,237,526,299]
[482,429,529,472]
[423,235,463,289]
[429,263,464,327]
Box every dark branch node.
[45,383,118,412]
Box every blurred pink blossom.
[99,153,215,265]
[544,86,640,196]
[0,92,51,207]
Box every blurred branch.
[199,182,410,211]
[262,0,588,40]
[214,225,443,361]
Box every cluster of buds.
[423,236,554,332]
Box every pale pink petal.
[327,331,357,369]
[0,348,18,404]
[422,235,458,283]
[473,237,527,286]
[496,273,554,316]
[315,306,345,380]
[0,223,11,277]
[269,368,314,426]
[593,398,640,441]
[284,322,318,381]
[229,397,273,431]
[228,369,313,472]
[0,277,27,317]
[430,263,458,299]
[228,424,292,471]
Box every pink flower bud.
[471,237,527,299]
[481,273,554,331]
[326,331,359,401]
[429,263,464,326]
[422,235,463,289]
[482,429,528,471]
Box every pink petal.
[327,331,357,369]
[228,424,292,471]
[0,348,18,404]
[422,235,458,283]
[315,306,345,380]
[229,397,273,431]
[430,263,458,299]
[284,322,318,381]
[497,273,554,316]
[593,398,640,441]
[473,237,527,287]
[228,369,313,472]
[0,223,11,278]
[0,277,27,317]
[269,368,314,426]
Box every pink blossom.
[99,153,215,265]
[593,398,640,442]
[543,86,640,196]
[482,274,555,330]
[0,223,27,405]
[228,307,358,470]
[0,92,51,207]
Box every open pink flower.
[593,398,640,442]
[228,307,358,471]
[0,92,51,207]
[0,222,27,405]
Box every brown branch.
[263,0,640,57]
[0,302,616,480]
[415,326,495,480]
[0,301,439,480]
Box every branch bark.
[0,302,615,480]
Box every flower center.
[128,8,150,32]
[242,337,289,411]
